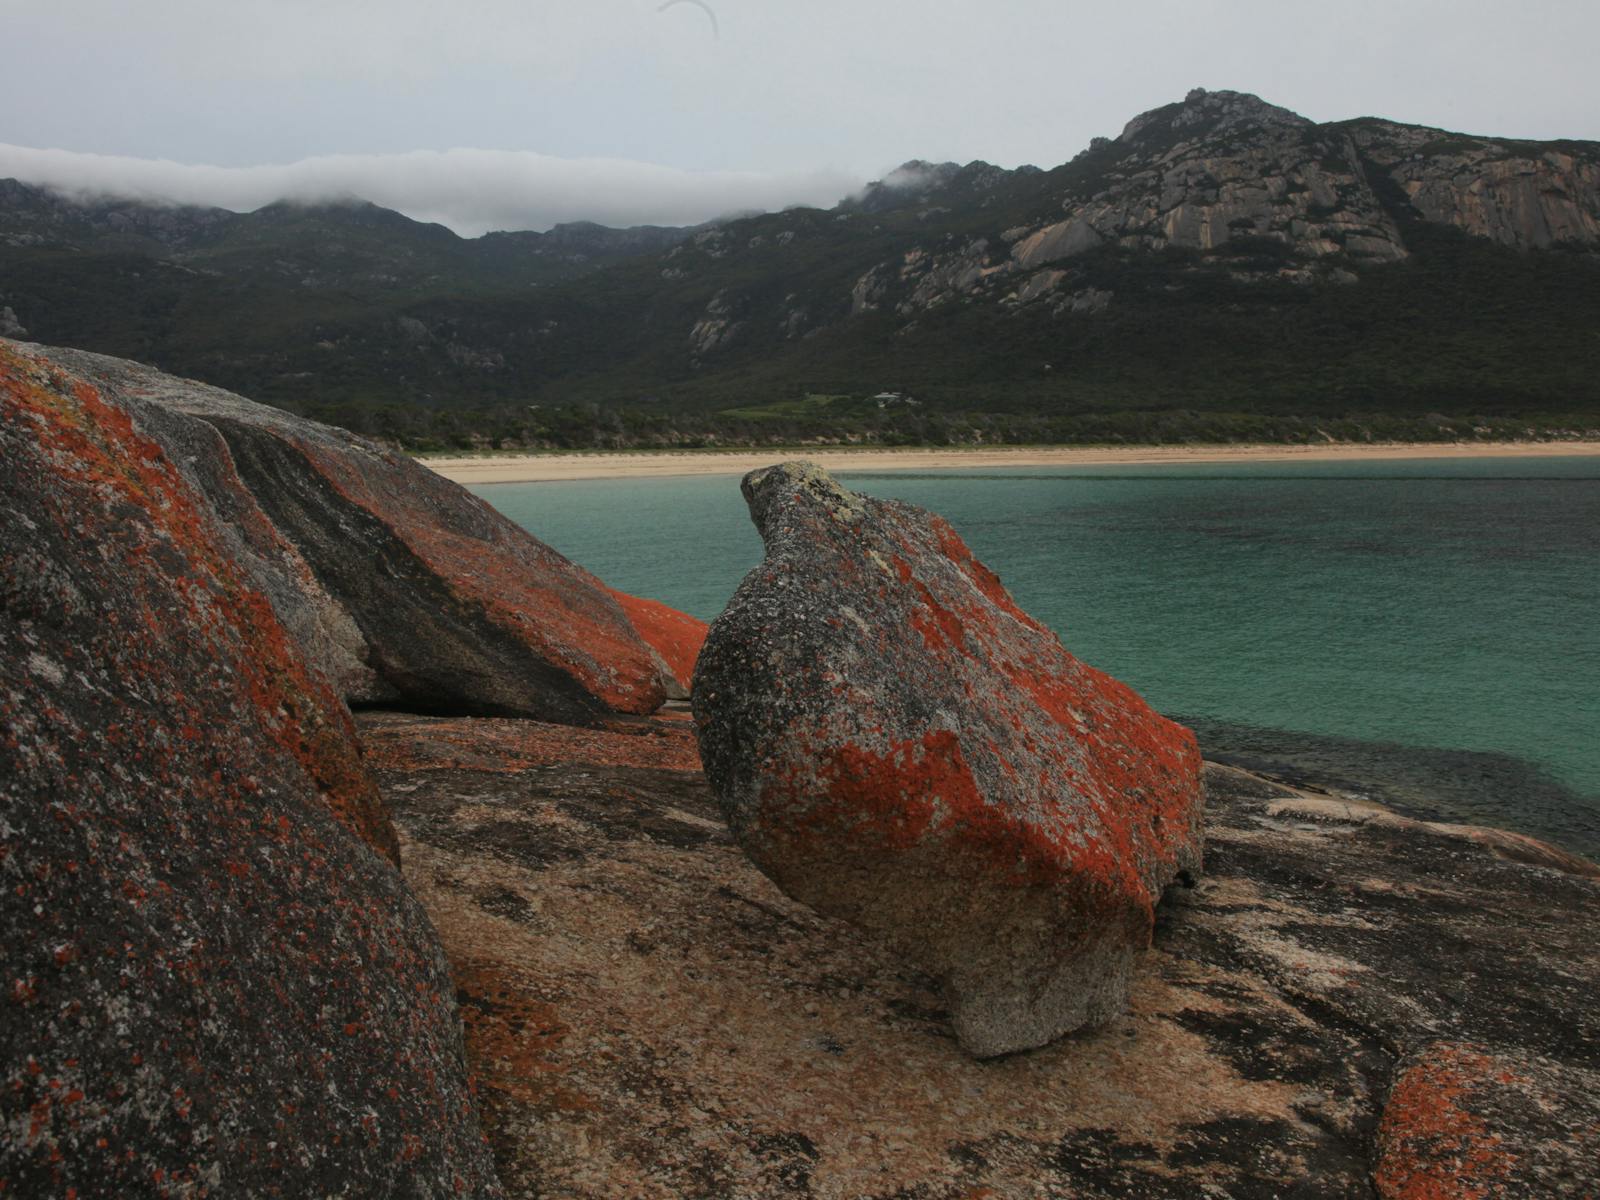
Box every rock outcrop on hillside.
[1043,89,1408,265]
[0,343,499,1196]
[693,463,1204,1057]
[1348,120,1600,249]
[359,708,1599,1198]
[17,340,675,723]
[835,88,1600,320]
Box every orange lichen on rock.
[0,341,498,1194]
[694,462,1204,1057]
[453,961,595,1117]
[1375,1044,1520,1200]
[286,434,667,717]
[603,586,709,694]
[776,731,1118,892]
[786,734,953,853]
[929,514,1044,631]
[20,341,668,724]
[0,345,395,865]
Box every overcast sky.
[2,0,1596,235]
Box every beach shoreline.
[420,440,1600,485]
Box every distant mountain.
[0,179,695,286]
[3,89,1598,447]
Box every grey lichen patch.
[741,461,867,533]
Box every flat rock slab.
[359,713,1600,1199]
[693,462,1204,1056]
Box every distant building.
[873,391,920,408]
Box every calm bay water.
[472,457,1600,857]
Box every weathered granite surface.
[1374,1042,1600,1199]
[693,463,1204,1057]
[12,338,673,723]
[23,341,386,703]
[361,711,1599,1199]
[0,343,499,1196]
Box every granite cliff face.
[0,343,500,1195]
[1347,119,1600,248]
[838,89,1600,320]
[1011,90,1407,270]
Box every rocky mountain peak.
[847,161,965,212]
[883,159,964,188]
[848,159,1018,216]
[1118,87,1311,146]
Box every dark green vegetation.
[3,91,1598,450]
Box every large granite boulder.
[0,344,500,1196]
[17,340,669,724]
[692,462,1204,1057]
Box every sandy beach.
[421,441,1600,485]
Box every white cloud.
[2,0,1593,214]
[0,143,865,237]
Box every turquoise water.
[472,458,1600,857]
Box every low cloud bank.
[0,144,864,236]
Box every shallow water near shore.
[473,457,1600,858]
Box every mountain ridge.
[2,88,1597,447]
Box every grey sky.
[2,0,1595,235]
